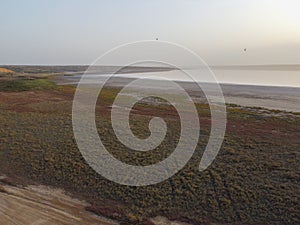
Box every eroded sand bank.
[0,176,118,225]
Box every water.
[212,69,300,88]
[59,68,300,112]
[62,68,300,88]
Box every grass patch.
[0,79,57,92]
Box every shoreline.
[55,75,300,113]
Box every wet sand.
[220,83,300,112]
[58,75,300,112]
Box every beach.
[58,70,300,113]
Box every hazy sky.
[1,0,300,65]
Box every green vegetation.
[0,79,57,92]
[0,65,88,74]
[0,65,174,75]
[0,84,299,224]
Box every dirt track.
[0,176,118,225]
[0,181,189,225]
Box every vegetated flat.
[0,77,299,225]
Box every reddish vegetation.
[0,84,299,225]
[0,87,74,113]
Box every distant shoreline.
[211,64,300,71]
[1,65,299,112]
[56,75,300,113]
[58,73,300,89]
[0,65,176,75]
[2,64,300,72]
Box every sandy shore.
[0,175,192,225]
[57,75,300,112]
[0,176,118,225]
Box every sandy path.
[0,180,118,225]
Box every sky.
[1,0,300,65]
